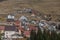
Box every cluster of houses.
[0,14,38,39]
[0,8,60,39]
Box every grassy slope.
[0,0,60,21]
[0,0,60,14]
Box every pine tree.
[45,30,51,40]
[30,30,37,40]
[0,33,1,40]
[50,31,58,40]
[37,28,43,40]
[43,29,51,40]
[34,31,37,40]
[43,29,47,40]
[57,33,60,40]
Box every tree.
[57,33,60,40]
[37,28,43,40]
[46,30,51,40]
[43,29,47,40]
[43,30,51,40]
[30,30,37,40]
[50,31,58,40]
[0,33,1,40]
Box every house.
[43,14,52,21]
[7,14,15,22]
[31,13,36,17]
[29,25,37,31]
[31,20,36,24]
[0,26,5,33]
[19,16,28,29]
[19,16,28,22]
[39,20,47,27]
[24,31,30,38]
[11,34,23,38]
[4,26,17,38]
[23,8,32,13]
[14,20,21,27]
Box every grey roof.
[5,26,16,31]
[19,16,28,21]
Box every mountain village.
[0,8,60,40]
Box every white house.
[4,26,16,38]
[11,16,15,19]
[7,14,15,22]
[5,31,16,38]
[11,34,23,38]
[7,14,15,19]
[7,15,11,19]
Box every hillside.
[0,0,60,14]
[0,0,60,21]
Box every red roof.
[24,31,30,36]
[15,21,20,26]
[0,26,5,30]
[18,27,24,31]
[15,21,20,24]
[29,26,36,31]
